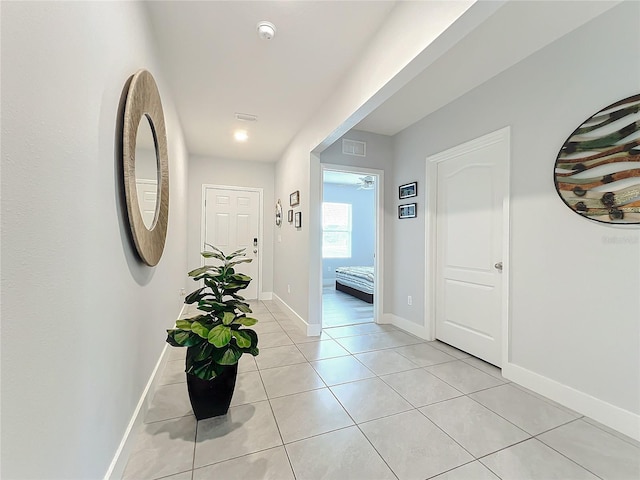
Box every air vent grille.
[342,139,366,157]
[235,113,258,122]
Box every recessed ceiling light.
[234,130,249,142]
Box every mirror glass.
[134,115,159,229]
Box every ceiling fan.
[357,175,375,190]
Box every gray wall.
[322,183,376,285]
[1,2,189,478]
[320,130,394,304]
[188,155,275,295]
[389,2,639,415]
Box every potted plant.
[166,245,259,420]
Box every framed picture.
[290,190,300,206]
[288,209,293,223]
[399,182,417,199]
[398,203,417,219]
[294,211,302,228]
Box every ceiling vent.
[342,139,366,157]
[235,113,258,122]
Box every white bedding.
[335,266,374,294]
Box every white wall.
[272,0,481,325]
[187,155,275,295]
[320,130,394,287]
[391,1,639,422]
[1,2,189,478]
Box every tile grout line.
[164,301,634,480]
[530,419,607,480]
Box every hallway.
[123,301,640,479]
[322,285,374,328]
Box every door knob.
[494,262,503,271]
[253,249,257,254]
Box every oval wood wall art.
[122,70,170,266]
[554,93,640,224]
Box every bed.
[335,266,374,304]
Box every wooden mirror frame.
[122,70,169,266]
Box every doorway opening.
[321,166,382,328]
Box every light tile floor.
[322,285,374,328]
[123,300,640,480]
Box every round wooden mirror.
[122,70,169,266]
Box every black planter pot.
[186,363,238,420]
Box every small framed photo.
[398,203,417,219]
[399,182,417,199]
[290,190,300,206]
[288,209,293,223]
[294,211,302,228]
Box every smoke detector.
[257,21,276,40]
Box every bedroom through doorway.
[321,169,378,328]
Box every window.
[322,202,352,258]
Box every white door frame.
[201,184,264,300]
[320,163,385,326]
[425,126,511,366]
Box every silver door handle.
[494,262,503,271]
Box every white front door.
[204,187,261,300]
[433,129,508,366]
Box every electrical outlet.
[287,284,291,293]
[407,295,412,306]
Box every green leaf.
[191,321,210,339]
[204,243,223,254]
[222,311,235,325]
[244,329,258,346]
[175,319,192,330]
[199,299,226,311]
[184,287,205,304]
[218,347,242,365]
[235,303,252,313]
[233,317,257,326]
[231,330,252,348]
[192,342,215,361]
[250,347,259,356]
[230,273,252,282]
[166,330,202,347]
[189,358,223,380]
[188,266,214,277]
[208,325,231,347]
[204,278,221,296]
[228,258,252,267]
[201,251,225,261]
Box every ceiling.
[145,1,619,163]
[145,1,396,162]
[323,170,373,186]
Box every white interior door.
[434,132,508,366]
[204,187,260,300]
[135,180,157,228]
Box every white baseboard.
[104,304,189,479]
[103,344,170,479]
[503,362,640,442]
[259,291,273,301]
[272,293,321,336]
[381,313,432,340]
